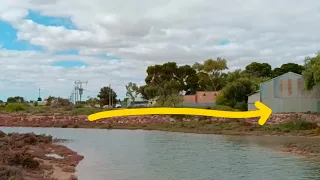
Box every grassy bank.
[53,119,320,137]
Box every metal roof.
[260,72,302,86]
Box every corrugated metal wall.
[248,93,260,110]
[260,72,320,113]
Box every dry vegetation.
[0,131,83,180]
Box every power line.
[74,80,88,104]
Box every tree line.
[114,52,320,110]
[3,53,319,110]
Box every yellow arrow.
[88,101,272,126]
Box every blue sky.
[25,10,78,30]
[52,60,88,68]
[219,40,230,46]
[0,21,43,51]
[0,10,122,101]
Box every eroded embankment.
[1,112,320,127]
[0,130,83,180]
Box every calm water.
[1,127,320,180]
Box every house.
[248,72,320,113]
[183,91,220,108]
[126,96,148,107]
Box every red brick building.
[183,91,220,107]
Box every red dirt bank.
[0,130,83,180]
[0,112,320,127]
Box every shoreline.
[2,119,320,158]
[0,130,83,180]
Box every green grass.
[0,103,105,115]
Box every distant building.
[248,72,320,113]
[126,96,148,107]
[183,91,220,108]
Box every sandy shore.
[0,130,83,180]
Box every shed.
[247,91,260,111]
[259,72,320,113]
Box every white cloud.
[0,0,320,100]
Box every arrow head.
[254,101,272,126]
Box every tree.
[227,69,245,82]
[272,63,305,77]
[144,62,198,98]
[216,78,257,109]
[245,62,272,77]
[302,53,320,90]
[125,82,140,105]
[193,57,228,91]
[138,85,149,100]
[7,97,17,103]
[153,94,183,107]
[37,97,42,101]
[7,96,24,103]
[46,96,56,106]
[98,86,117,107]
[86,97,99,107]
[51,97,72,108]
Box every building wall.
[183,95,196,103]
[195,91,220,103]
[183,102,215,108]
[248,92,260,110]
[260,72,320,113]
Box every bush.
[75,104,84,108]
[211,105,238,111]
[0,166,23,180]
[273,119,319,131]
[4,104,27,112]
[234,101,247,111]
[71,107,102,115]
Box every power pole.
[74,81,77,104]
[38,88,41,101]
[74,80,88,104]
[109,84,111,108]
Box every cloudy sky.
[0,0,319,101]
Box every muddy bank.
[1,112,320,128]
[0,130,83,180]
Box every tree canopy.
[98,86,117,107]
[272,63,304,77]
[245,62,272,78]
[302,53,320,90]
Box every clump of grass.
[262,119,318,133]
[70,107,103,115]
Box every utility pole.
[109,84,111,108]
[38,88,41,101]
[74,80,88,104]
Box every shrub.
[4,104,27,112]
[0,166,23,180]
[75,104,84,108]
[276,119,318,131]
[211,105,238,111]
[71,107,102,115]
[234,101,247,111]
